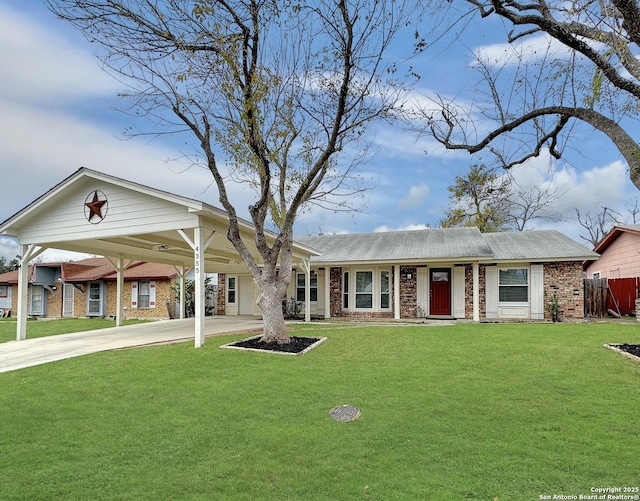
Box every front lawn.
[0,322,639,500]
[0,317,149,343]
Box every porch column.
[324,268,331,319]
[179,265,186,319]
[300,259,311,322]
[16,244,45,340]
[178,224,216,347]
[472,261,480,322]
[393,264,400,320]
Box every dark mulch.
[229,336,322,354]
[612,344,640,358]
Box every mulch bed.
[223,335,326,355]
[609,344,640,358]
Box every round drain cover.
[329,405,361,422]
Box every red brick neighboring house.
[0,258,178,320]
[584,225,640,279]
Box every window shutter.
[149,281,156,309]
[485,266,498,318]
[530,264,544,319]
[453,266,465,318]
[131,281,138,309]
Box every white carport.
[0,168,318,346]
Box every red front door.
[430,269,451,316]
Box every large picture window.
[355,271,373,308]
[499,268,529,302]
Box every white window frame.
[30,285,44,316]
[132,280,156,309]
[355,270,374,310]
[296,272,318,302]
[342,271,350,310]
[0,285,7,298]
[227,275,238,305]
[498,267,529,304]
[592,271,601,279]
[380,269,391,310]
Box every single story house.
[0,258,179,320]
[217,228,599,321]
[0,168,599,345]
[584,224,640,279]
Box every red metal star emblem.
[84,190,108,223]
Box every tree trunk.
[257,281,289,344]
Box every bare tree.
[505,175,566,231]
[422,1,640,191]
[45,0,416,344]
[441,164,565,231]
[575,206,621,248]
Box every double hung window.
[499,268,529,302]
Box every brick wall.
[329,267,342,317]
[46,286,63,318]
[103,279,174,320]
[399,265,417,318]
[543,262,584,319]
[217,273,226,315]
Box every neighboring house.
[584,225,640,279]
[0,258,178,320]
[217,228,599,321]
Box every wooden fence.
[584,277,640,317]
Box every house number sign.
[84,190,108,224]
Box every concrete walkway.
[0,316,264,374]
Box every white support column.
[393,264,400,320]
[179,265,186,319]
[106,256,132,327]
[473,261,480,322]
[16,244,45,341]
[299,259,311,322]
[324,267,331,319]
[172,264,189,319]
[194,226,205,347]
[178,226,215,347]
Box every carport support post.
[194,226,205,347]
[106,256,131,327]
[16,244,45,341]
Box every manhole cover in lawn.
[329,405,361,422]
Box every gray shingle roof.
[297,227,493,263]
[481,231,598,261]
[296,228,598,264]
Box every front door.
[62,283,74,317]
[87,282,103,317]
[430,268,451,316]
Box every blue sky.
[0,1,637,261]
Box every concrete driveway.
[0,316,264,374]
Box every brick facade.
[217,273,226,316]
[543,262,584,319]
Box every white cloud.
[0,4,115,104]
[398,183,429,210]
[472,33,571,68]
[0,237,19,261]
[374,224,430,232]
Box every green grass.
[0,322,639,500]
[0,317,149,343]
